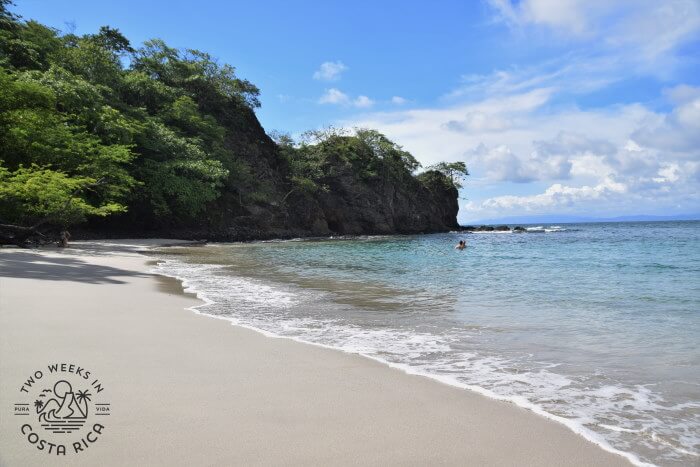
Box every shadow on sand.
[0,250,150,284]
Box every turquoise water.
[154,221,700,465]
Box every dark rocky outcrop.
[460,225,535,233]
[82,106,459,241]
[305,167,458,236]
[462,225,496,232]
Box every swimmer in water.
[455,240,466,250]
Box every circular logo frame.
[13,362,110,456]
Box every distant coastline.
[465,213,700,226]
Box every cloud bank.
[341,1,700,222]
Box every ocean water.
[152,221,700,466]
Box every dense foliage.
[0,1,463,240]
[275,127,423,201]
[423,162,469,189]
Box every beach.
[0,241,630,466]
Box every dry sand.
[0,241,630,466]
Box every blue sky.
[14,0,700,223]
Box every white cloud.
[533,131,615,157]
[467,136,578,184]
[487,0,700,70]
[353,95,374,108]
[444,111,513,133]
[657,164,681,183]
[632,90,700,153]
[343,86,698,220]
[345,88,643,168]
[488,0,605,36]
[313,61,348,81]
[319,89,375,108]
[391,96,408,105]
[467,144,534,183]
[664,84,700,104]
[319,88,350,105]
[609,1,700,64]
[480,177,628,212]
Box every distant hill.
[463,213,700,226]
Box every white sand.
[0,241,630,466]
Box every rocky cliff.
[86,106,459,241]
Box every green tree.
[0,50,134,246]
[0,166,125,227]
[0,1,62,72]
[132,120,228,220]
[426,161,469,188]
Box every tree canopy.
[425,162,469,189]
[0,2,254,231]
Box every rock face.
[198,173,459,241]
[301,171,458,236]
[85,106,459,241]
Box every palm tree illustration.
[75,389,92,416]
[34,400,43,411]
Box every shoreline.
[151,246,645,467]
[1,240,631,466]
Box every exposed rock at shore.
[460,225,530,233]
[461,225,494,232]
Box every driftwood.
[0,223,47,247]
